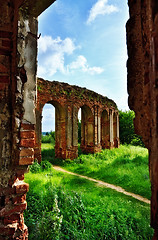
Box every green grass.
[25,167,153,239]
[42,144,151,200]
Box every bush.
[40,160,52,171]
[29,160,41,173]
[29,160,52,173]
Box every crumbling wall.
[0,1,37,238]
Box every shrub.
[29,160,41,173]
[30,160,52,173]
[40,160,52,171]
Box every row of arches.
[35,97,119,161]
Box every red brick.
[19,157,34,165]
[16,170,26,181]
[0,48,11,56]
[0,30,12,38]
[21,123,35,130]
[4,213,20,225]
[15,183,29,194]
[0,225,16,236]
[0,202,27,217]
[20,148,34,157]
[0,75,10,83]
[0,83,6,90]
[12,194,26,205]
[0,63,8,73]
[2,40,12,48]
[20,131,35,139]
[20,139,35,148]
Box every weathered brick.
[0,75,10,83]
[0,63,8,73]
[20,139,35,148]
[0,225,16,236]
[19,157,34,165]
[0,202,27,217]
[21,123,35,130]
[4,213,20,225]
[0,30,12,38]
[12,194,26,205]
[20,148,34,157]
[2,40,12,49]
[14,182,29,194]
[20,131,35,139]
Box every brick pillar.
[55,105,67,159]
[66,105,78,159]
[101,109,110,149]
[80,105,95,153]
[94,106,102,152]
[113,112,119,148]
[109,110,114,148]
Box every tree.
[119,110,145,147]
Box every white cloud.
[38,35,77,77]
[38,36,104,77]
[38,36,76,54]
[87,0,119,24]
[68,55,104,75]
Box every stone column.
[117,114,119,139]
[109,110,114,148]
[94,106,102,152]
[65,105,78,159]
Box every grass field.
[42,144,151,199]
[25,166,153,239]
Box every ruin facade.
[35,78,119,162]
[0,0,158,239]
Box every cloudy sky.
[38,0,129,132]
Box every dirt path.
[53,166,150,205]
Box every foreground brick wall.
[35,78,119,161]
[127,0,158,238]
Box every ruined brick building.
[0,0,158,239]
[35,78,119,162]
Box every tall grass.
[42,144,151,199]
[25,165,153,239]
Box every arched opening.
[80,105,94,153]
[101,109,110,149]
[42,103,55,134]
[37,100,67,161]
[41,103,55,161]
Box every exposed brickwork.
[35,78,119,161]
[127,0,158,238]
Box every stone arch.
[101,109,110,149]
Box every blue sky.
[38,0,129,132]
